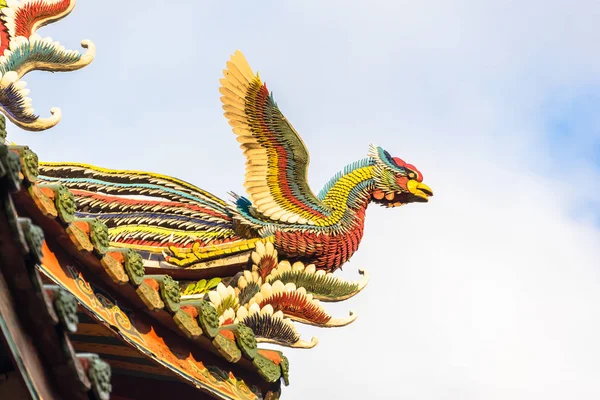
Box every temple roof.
[0,3,376,397]
[0,140,111,400]
[0,136,287,399]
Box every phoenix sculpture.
[38,51,433,348]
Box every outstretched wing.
[220,51,331,226]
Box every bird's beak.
[407,180,434,201]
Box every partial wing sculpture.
[0,0,95,130]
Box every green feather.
[268,271,359,300]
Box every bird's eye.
[408,172,416,179]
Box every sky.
[8,1,600,399]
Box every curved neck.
[318,158,376,228]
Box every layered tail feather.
[38,163,244,262]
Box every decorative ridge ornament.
[0,46,437,397]
[0,0,94,131]
[35,51,433,356]
[37,51,433,272]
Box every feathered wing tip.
[229,255,362,345]
[237,305,318,349]
[1,0,77,39]
[226,50,256,81]
[0,1,94,131]
[242,245,369,301]
[244,278,356,328]
[235,249,363,325]
[204,277,317,349]
[368,143,380,159]
[251,240,278,280]
[205,266,358,347]
[265,260,369,302]
[205,282,239,316]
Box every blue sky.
[542,88,600,222]
[8,1,600,399]
[544,88,600,168]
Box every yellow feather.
[244,168,266,175]
[218,85,245,100]
[220,81,247,99]
[246,165,267,171]
[242,142,263,150]
[236,136,257,144]
[245,166,266,173]
[223,67,247,87]
[245,176,265,182]
[221,102,245,114]
[246,155,269,162]
[243,148,266,156]
[246,186,269,196]
[232,128,252,136]
[220,75,247,93]
[230,51,256,81]
[245,183,272,192]
[251,191,271,200]
[262,204,283,216]
[270,209,287,220]
[247,179,270,189]
[223,112,246,122]
[222,104,245,114]
[226,61,252,85]
[244,164,267,172]
[255,197,277,207]
[228,119,249,128]
[244,179,267,187]
[247,186,270,195]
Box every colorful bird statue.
[39,51,433,271]
[37,51,433,343]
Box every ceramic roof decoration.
[0,19,433,398]
[0,0,94,131]
[1,127,286,399]
[38,50,432,346]
[0,127,112,400]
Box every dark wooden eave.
[0,144,111,400]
